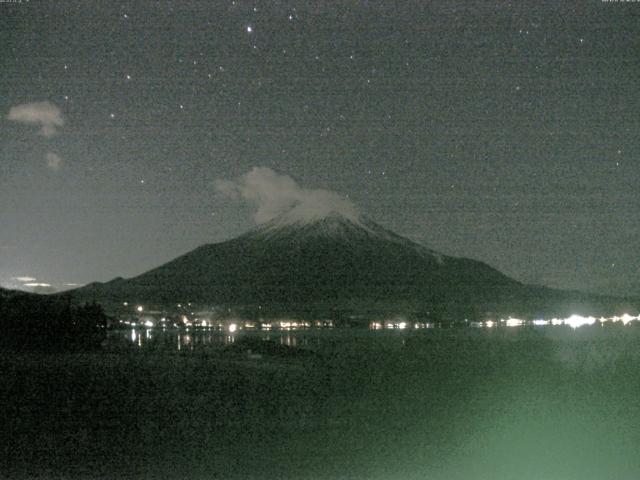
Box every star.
[246,25,253,33]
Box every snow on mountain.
[244,208,445,263]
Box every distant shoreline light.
[498,313,638,329]
[118,307,639,332]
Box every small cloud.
[23,283,57,294]
[9,277,60,294]
[14,276,37,283]
[45,152,63,171]
[7,101,65,137]
[215,167,358,223]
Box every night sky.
[1,1,639,296]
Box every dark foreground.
[2,326,640,480]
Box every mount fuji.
[66,208,632,321]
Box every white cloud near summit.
[7,101,65,137]
[215,167,358,223]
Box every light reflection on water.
[112,327,321,351]
[113,312,640,355]
[109,313,640,352]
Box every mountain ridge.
[65,211,636,320]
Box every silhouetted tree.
[0,291,107,351]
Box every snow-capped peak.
[246,204,390,241]
[249,206,371,239]
[266,193,360,225]
[241,205,447,264]
[264,201,362,227]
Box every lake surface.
[109,319,640,355]
[4,323,640,479]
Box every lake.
[3,323,640,479]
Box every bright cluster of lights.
[121,301,640,334]
[613,313,638,325]
[492,313,640,329]
[369,321,434,330]
[414,322,434,329]
[369,314,639,331]
[121,314,336,331]
[278,320,312,330]
[563,314,596,329]
[505,317,524,327]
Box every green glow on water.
[3,326,640,479]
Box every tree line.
[0,290,107,351]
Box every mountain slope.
[67,211,634,320]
